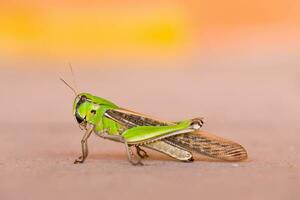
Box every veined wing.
[105,108,172,127]
[105,108,247,161]
[166,131,248,161]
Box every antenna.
[59,77,77,96]
[69,63,79,94]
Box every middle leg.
[96,131,143,165]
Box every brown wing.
[166,130,248,161]
[105,108,171,128]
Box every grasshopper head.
[73,93,118,128]
[73,93,95,127]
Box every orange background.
[1,0,299,64]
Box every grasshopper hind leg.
[135,146,149,159]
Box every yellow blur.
[0,4,187,59]
[0,1,299,62]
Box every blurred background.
[1,0,299,64]
[0,1,299,200]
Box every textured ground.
[0,55,299,200]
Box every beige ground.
[0,54,299,200]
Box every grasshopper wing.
[105,108,171,127]
[166,131,248,161]
[105,108,247,161]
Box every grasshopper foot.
[136,146,149,159]
[74,156,85,164]
[129,159,144,166]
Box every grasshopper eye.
[79,95,87,104]
[91,110,96,114]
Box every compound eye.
[79,95,87,104]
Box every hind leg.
[136,146,149,159]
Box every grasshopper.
[61,78,248,166]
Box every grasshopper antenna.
[69,63,79,94]
[59,77,77,96]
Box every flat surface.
[0,60,299,200]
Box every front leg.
[74,125,94,164]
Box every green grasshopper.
[61,78,247,166]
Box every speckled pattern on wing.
[166,132,248,161]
